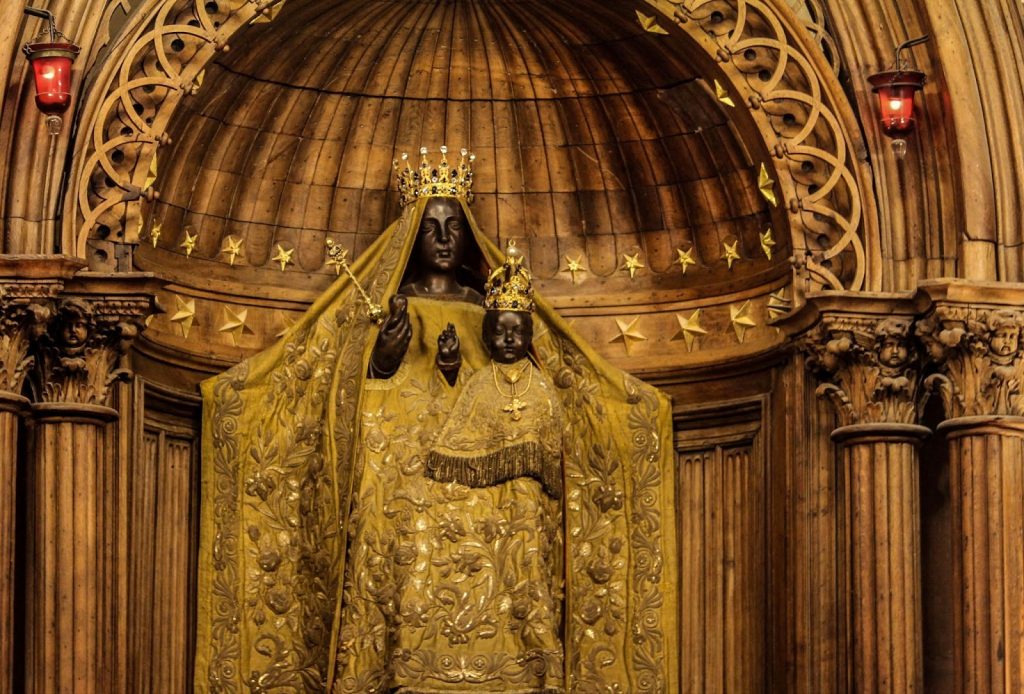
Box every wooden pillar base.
[833,423,928,693]
[23,403,118,694]
[938,416,1024,692]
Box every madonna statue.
[194,149,678,693]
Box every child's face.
[484,311,532,364]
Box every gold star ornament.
[169,295,197,338]
[635,10,669,34]
[760,227,776,260]
[672,309,707,352]
[730,300,757,343]
[767,288,792,320]
[220,236,244,266]
[722,240,741,270]
[148,223,162,248]
[621,252,645,279]
[758,163,778,207]
[609,317,647,355]
[325,239,349,275]
[272,244,294,271]
[714,80,735,108]
[676,247,696,274]
[564,255,587,284]
[180,228,198,258]
[219,306,254,346]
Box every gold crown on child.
[484,240,535,313]
[393,146,475,208]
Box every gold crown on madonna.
[484,240,535,313]
[393,146,475,208]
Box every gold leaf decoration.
[714,79,735,107]
[758,162,778,207]
[620,252,644,279]
[563,255,587,284]
[730,300,757,343]
[169,295,197,338]
[671,310,707,352]
[635,10,669,34]
[609,317,647,355]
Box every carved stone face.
[990,325,1020,358]
[61,314,89,349]
[483,310,532,364]
[415,197,467,274]
[878,336,909,368]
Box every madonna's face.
[484,310,533,364]
[416,197,467,274]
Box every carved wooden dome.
[141,0,786,297]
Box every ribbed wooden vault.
[141,0,785,301]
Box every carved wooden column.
[22,273,159,694]
[0,257,83,691]
[784,294,927,692]
[916,281,1024,692]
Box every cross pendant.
[503,397,527,421]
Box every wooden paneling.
[126,380,201,693]
[676,399,767,693]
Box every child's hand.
[437,323,460,364]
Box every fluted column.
[22,274,159,694]
[785,293,928,692]
[917,281,1024,692]
[0,256,82,692]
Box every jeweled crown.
[393,146,475,208]
[484,240,535,313]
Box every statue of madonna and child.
[194,148,678,693]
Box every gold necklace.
[491,360,532,421]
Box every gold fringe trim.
[426,441,562,498]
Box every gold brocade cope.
[195,197,679,693]
[426,360,563,498]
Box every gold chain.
[491,360,533,420]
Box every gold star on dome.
[758,163,778,207]
[564,255,587,284]
[219,307,253,346]
[730,300,757,343]
[767,288,792,321]
[676,247,697,274]
[722,240,741,270]
[180,228,198,258]
[148,223,162,248]
[760,227,776,260]
[672,309,707,352]
[272,244,294,271]
[714,80,735,108]
[609,317,647,355]
[635,10,669,34]
[620,253,644,279]
[220,236,244,266]
[145,153,158,191]
[169,295,197,338]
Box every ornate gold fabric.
[195,198,678,693]
[426,359,562,498]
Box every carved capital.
[0,257,86,398]
[802,313,925,427]
[916,304,1024,418]
[31,274,161,407]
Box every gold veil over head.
[194,195,678,693]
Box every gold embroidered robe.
[335,299,563,693]
[194,198,678,693]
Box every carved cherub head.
[875,318,911,369]
[986,310,1021,362]
[55,299,92,354]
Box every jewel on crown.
[393,145,475,208]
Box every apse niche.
[140,0,785,293]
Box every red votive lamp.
[22,9,80,135]
[867,35,929,160]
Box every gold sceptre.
[326,239,385,325]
